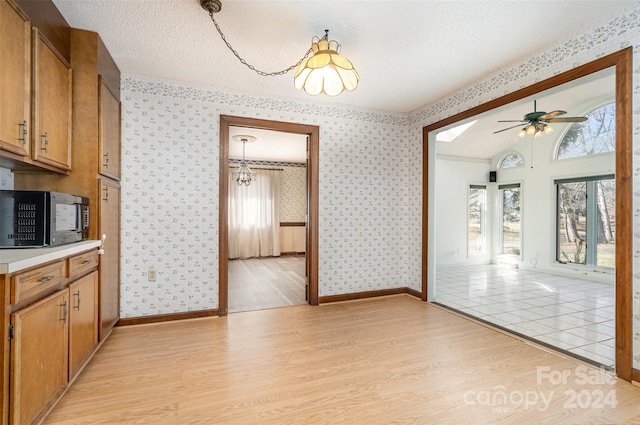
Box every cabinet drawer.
[11,260,66,304]
[68,250,99,278]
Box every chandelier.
[201,0,359,96]
[232,135,256,186]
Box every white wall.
[434,156,490,266]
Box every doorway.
[422,48,633,380]
[219,116,319,316]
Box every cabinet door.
[99,178,120,340]
[31,28,72,171]
[0,0,30,157]
[98,76,121,180]
[69,271,98,379]
[10,289,69,425]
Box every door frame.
[219,115,320,315]
[422,48,633,380]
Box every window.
[556,102,615,160]
[499,153,524,168]
[468,185,486,256]
[556,175,615,267]
[499,183,521,256]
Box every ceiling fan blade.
[538,110,566,120]
[493,123,526,134]
[545,117,588,123]
[497,120,527,123]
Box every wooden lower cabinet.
[3,247,101,425]
[68,271,98,379]
[10,290,69,425]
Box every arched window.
[499,152,524,168]
[555,102,615,160]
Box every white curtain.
[228,168,281,259]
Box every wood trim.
[219,115,320,315]
[614,47,633,382]
[96,34,120,102]
[280,222,306,227]
[116,309,219,326]
[319,288,421,304]
[422,47,633,381]
[422,124,429,302]
[15,0,71,62]
[406,287,422,299]
[219,118,230,316]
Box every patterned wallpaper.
[120,99,219,316]
[120,79,411,318]
[0,167,13,189]
[119,3,640,371]
[409,5,640,368]
[279,166,306,222]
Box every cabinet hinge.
[8,325,14,340]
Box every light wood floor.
[228,255,306,313]
[44,295,640,424]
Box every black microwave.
[0,191,89,248]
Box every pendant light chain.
[207,12,313,77]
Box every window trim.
[467,184,487,257]
[498,151,525,169]
[554,174,615,268]
[498,182,522,259]
[553,100,616,161]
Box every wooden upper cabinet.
[0,0,30,157]
[98,76,121,180]
[10,289,69,425]
[31,27,72,172]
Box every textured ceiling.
[52,0,633,114]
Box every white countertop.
[0,240,102,274]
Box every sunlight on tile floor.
[435,264,615,369]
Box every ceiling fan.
[494,100,588,138]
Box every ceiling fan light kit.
[201,0,359,96]
[496,100,587,138]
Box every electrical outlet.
[148,268,157,282]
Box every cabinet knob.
[102,186,109,202]
[103,152,109,168]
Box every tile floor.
[434,264,615,369]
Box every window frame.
[498,152,525,169]
[498,182,522,259]
[467,184,487,257]
[554,174,615,268]
[553,100,616,162]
